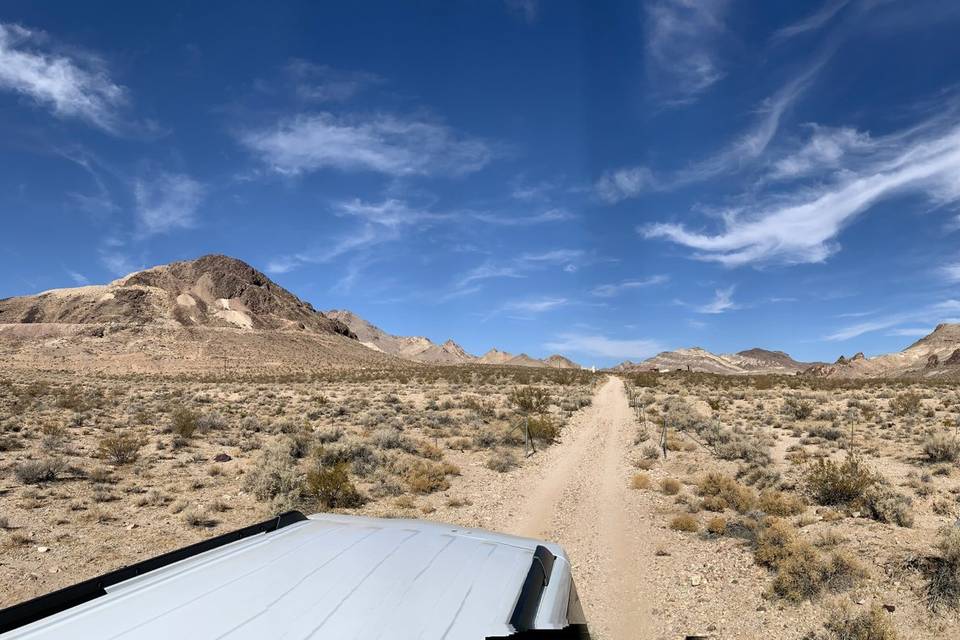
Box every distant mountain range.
[805,323,960,378]
[611,325,960,379]
[612,347,817,375]
[2,253,959,379]
[326,309,581,369]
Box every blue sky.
[3,1,960,366]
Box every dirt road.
[506,376,656,639]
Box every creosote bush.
[98,432,144,465]
[171,407,199,439]
[805,455,877,506]
[922,432,960,463]
[305,463,364,509]
[890,391,922,416]
[404,461,450,494]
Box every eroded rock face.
[0,254,356,339]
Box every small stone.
[213,453,232,463]
[883,604,896,613]
[36,546,49,553]
[48,567,59,574]
[856,599,866,605]
[125,523,137,530]
[757,605,767,612]
[690,574,703,586]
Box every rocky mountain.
[0,255,393,374]
[615,346,814,375]
[806,323,960,378]
[326,310,474,365]
[329,310,581,368]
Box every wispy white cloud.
[134,172,204,235]
[941,262,960,282]
[598,33,839,203]
[545,333,663,360]
[450,249,584,296]
[645,0,729,105]
[644,114,960,266]
[886,327,933,337]
[771,0,849,42]
[98,250,137,277]
[591,275,669,298]
[501,296,568,315]
[825,300,960,341]
[66,269,89,286]
[285,59,382,102]
[239,113,491,177]
[266,198,439,274]
[472,208,574,226]
[0,22,126,132]
[505,0,539,23]
[768,125,872,181]
[595,167,656,204]
[455,263,525,289]
[696,285,738,314]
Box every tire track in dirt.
[507,377,655,640]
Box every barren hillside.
[0,255,396,374]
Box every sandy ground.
[505,376,653,639]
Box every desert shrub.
[714,435,771,465]
[316,441,379,476]
[706,516,727,535]
[923,526,960,612]
[370,428,417,453]
[808,423,845,441]
[783,396,815,420]
[922,432,960,463]
[527,415,559,442]
[508,387,550,414]
[669,514,699,532]
[631,473,651,490]
[758,489,806,517]
[771,544,866,602]
[642,444,660,460]
[315,425,343,443]
[405,461,450,494]
[13,458,64,484]
[861,485,914,527]
[98,432,144,465]
[472,429,499,449]
[243,440,304,508]
[660,478,681,495]
[755,518,865,601]
[183,508,217,528]
[305,463,364,509]
[816,605,896,640]
[634,425,649,445]
[754,518,799,568]
[171,407,199,438]
[486,449,518,472]
[805,455,877,506]
[697,472,757,514]
[890,391,922,416]
[196,411,227,432]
